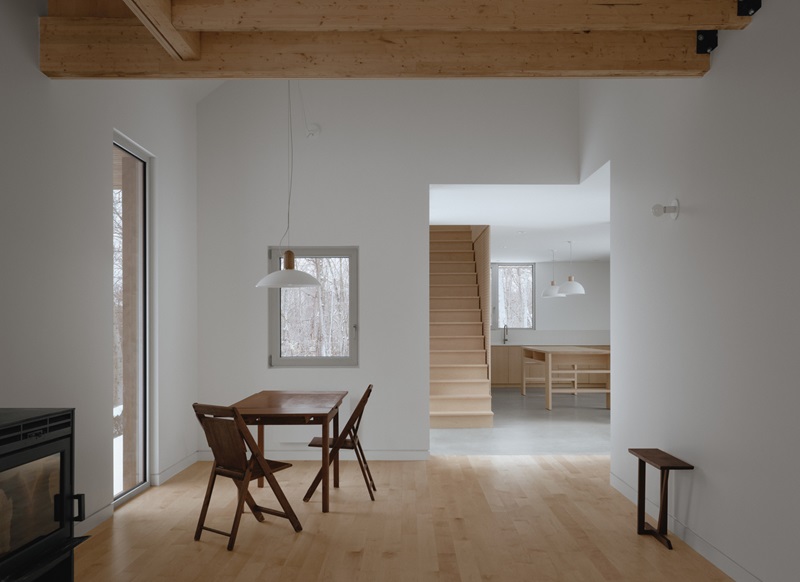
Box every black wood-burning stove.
[0,409,86,582]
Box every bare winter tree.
[280,257,350,357]
[498,265,533,328]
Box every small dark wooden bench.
[628,448,694,549]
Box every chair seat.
[308,436,356,450]
[215,458,292,481]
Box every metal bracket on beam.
[737,0,761,17]
[696,31,718,54]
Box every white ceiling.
[430,163,610,263]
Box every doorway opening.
[429,163,611,455]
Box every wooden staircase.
[430,226,493,428]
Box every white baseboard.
[197,448,428,462]
[610,471,760,582]
[151,451,198,486]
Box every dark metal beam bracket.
[737,0,762,17]
[696,30,718,54]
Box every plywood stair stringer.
[430,225,493,429]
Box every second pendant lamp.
[559,240,585,296]
[541,249,565,298]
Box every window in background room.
[268,247,359,367]
[492,264,535,329]
[112,140,147,500]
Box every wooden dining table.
[231,390,347,513]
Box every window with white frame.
[491,263,535,329]
[268,246,358,367]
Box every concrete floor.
[430,387,610,455]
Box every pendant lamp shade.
[560,241,585,296]
[541,249,565,298]
[559,275,585,296]
[256,250,320,288]
[542,282,566,298]
[256,81,320,289]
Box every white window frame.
[491,262,536,330]
[112,130,152,505]
[268,246,359,367]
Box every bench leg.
[636,460,674,549]
[658,469,670,537]
[636,459,646,534]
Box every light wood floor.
[75,456,730,581]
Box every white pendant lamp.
[256,81,320,289]
[256,249,320,288]
[541,249,565,298]
[559,241,585,296]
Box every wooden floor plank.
[75,457,730,581]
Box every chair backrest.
[193,403,250,473]
[340,384,373,442]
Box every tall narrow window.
[268,247,359,367]
[112,142,146,499]
[492,264,535,329]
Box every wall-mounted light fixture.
[652,198,680,220]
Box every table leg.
[321,418,330,513]
[544,353,553,410]
[521,350,527,396]
[333,410,340,488]
[257,425,264,488]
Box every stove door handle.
[73,493,86,522]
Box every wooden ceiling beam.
[40,17,709,79]
[121,0,201,60]
[171,0,751,33]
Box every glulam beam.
[171,0,751,33]
[40,17,710,78]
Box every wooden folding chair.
[192,403,302,550]
[303,385,376,502]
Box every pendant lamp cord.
[297,81,314,138]
[277,80,294,253]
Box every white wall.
[0,0,213,530]
[196,79,581,459]
[580,1,800,580]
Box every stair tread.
[430,378,491,383]
[430,394,491,400]
[430,411,494,417]
[431,364,488,368]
